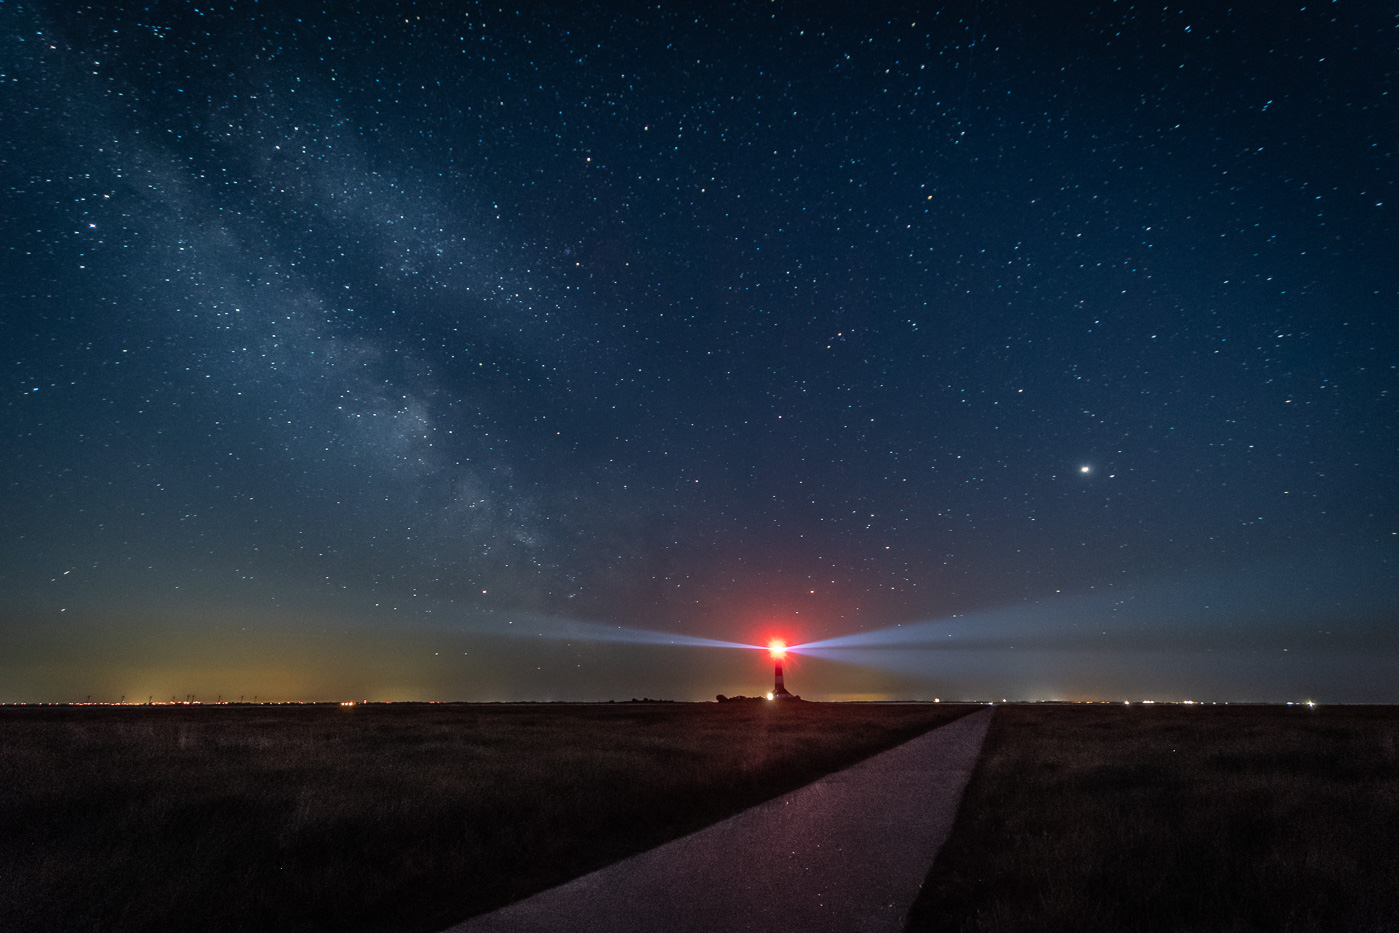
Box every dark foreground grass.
[907,704,1399,933]
[0,701,971,933]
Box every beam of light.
[768,639,787,659]
[488,614,764,652]
[790,625,955,652]
[781,550,1399,678]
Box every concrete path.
[443,706,993,933]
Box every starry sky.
[3,1,1396,704]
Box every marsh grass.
[0,701,971,932]
[907,704,1399,933]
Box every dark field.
[0,701,973,933]
[908,704,1399,933]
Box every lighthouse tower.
[769,641,796,699]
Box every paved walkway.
[443,707,993,933]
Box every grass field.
[907,704,1399,933]
[0,700,972,933]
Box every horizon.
[0,698,1337,708]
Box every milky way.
[2,2,1395,702]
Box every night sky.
[3,1,1396,704]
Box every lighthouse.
[769,640,796,699]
